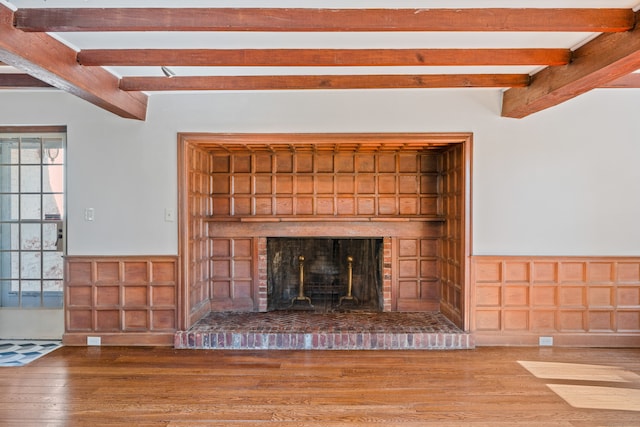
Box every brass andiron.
[339,256,359,306]
[290,255,313,307]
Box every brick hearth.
[174,311,474,350]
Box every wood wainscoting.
[64,256,179,346]
[471,256,640,347]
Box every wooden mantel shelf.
[205,216,445,223]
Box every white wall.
[1,88,639,256]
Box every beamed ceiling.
[1,0,640,121]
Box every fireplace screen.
[267,238,383,312]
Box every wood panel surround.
[178,133,472,333]
[472,256,640,347]
[63,256,178,346]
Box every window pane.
[0,194,19,220]
[43,139,64,165]
[21,252,41,279]
[20,139,42,165]
[0,281,19,306]
[43,252,63,280]
[20,165,41,192]
[21,280,41,292]
[43,280,63,292]
[43,165,63,192]
[43,194,63,219]
[21,223,41,250]
[42,222,58,250]
[0,138,19,164]
[20,194,41,220]
[0,223,19,250]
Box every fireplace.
[180,133,471,332]
[267,237,383,312]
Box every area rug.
[0,340,62,367]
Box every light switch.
[164,208,175,222]
[84,208,95,221]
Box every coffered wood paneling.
[64,256,178,346]
[472,256,640,347]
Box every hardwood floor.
[1,346,639,426]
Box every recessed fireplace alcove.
[176,133,472,349]
[268,237,383,312]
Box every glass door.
[0,133,65,337]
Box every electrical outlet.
[87,336,101,346]
[539,336,553,346]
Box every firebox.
[267,237,383,312]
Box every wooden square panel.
[276,176,293,194]
[96,262,119,283]
[295,176,314,194]
[559,286,585,306]
[378,176,396,194]
[617,311,640,331]
[588,262,614,283]
[505,262,529,283]
[588,311,613,331]
[211,155,230,173]
[234,239,252,257]
[335,154,354,172]
[476,286,500,306]
[212,198,231,215]
[124,262,147,283]
[378,154,396,173]
[356,198,375,215]
[398,175,418,193]
[504,310,529,330]
[212,281,231,298]
[95,286,119,306]
[233,154,252,173]
[316,198,334,215]
[421,259,438,278]
[255,154,272,172]
[255,197,272,215]
[475,310,501,331]
[233,281,252,299]
[151,286,175,306]
[151,310,176,330]
[560,262,586,283]
[420,154,439,172]
[356,175,375,194]
[96,310,120,331]
[399,239,418,257]
[617,263,640,283]
[559,311,585,331]
[588,287,613,307]
[233,197,252,215]
[504,285,529,306]
[378,197,396,215]
[398,154,418,173]
[212,260,231,278]
[355,154,375,172]
[532,286,556,306]
[316,175,334,194]
[316,153,334,172]
[254,176,272,194]
[275,153,293,173]
[275,198,293,215]
[617,287,640,307]
[475,261,502,283]
[67,286,92,307]
[336,176,354,194]
[67,310,92,331]
[296,153,314,173]
[233,175,251,194]
[124,310,148,330]
[67,261,92,284]
[421,175,438,193]
[152,262,176,282]
[420,196,439,215]
[399,198,418,215]
[211,176,230,194]
[212,239,231,257]
[530,310,555,330]
[123,286,147,306]
[296,197,314,215]
[336,198,355,215]
[533,262,557,283]
[399,259,418,278]
[398,280,418,298]
[233,260,252,278]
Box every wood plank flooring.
[0,346,639,426]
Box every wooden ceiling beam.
[0,4,147,120]
[600,73,640,88]
[119,74,529,91]
[502,11,640,118]
[0,73,52,88]
[78,48,570,67]
[14,8,634,32]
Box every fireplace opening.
[267,237,383,312]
